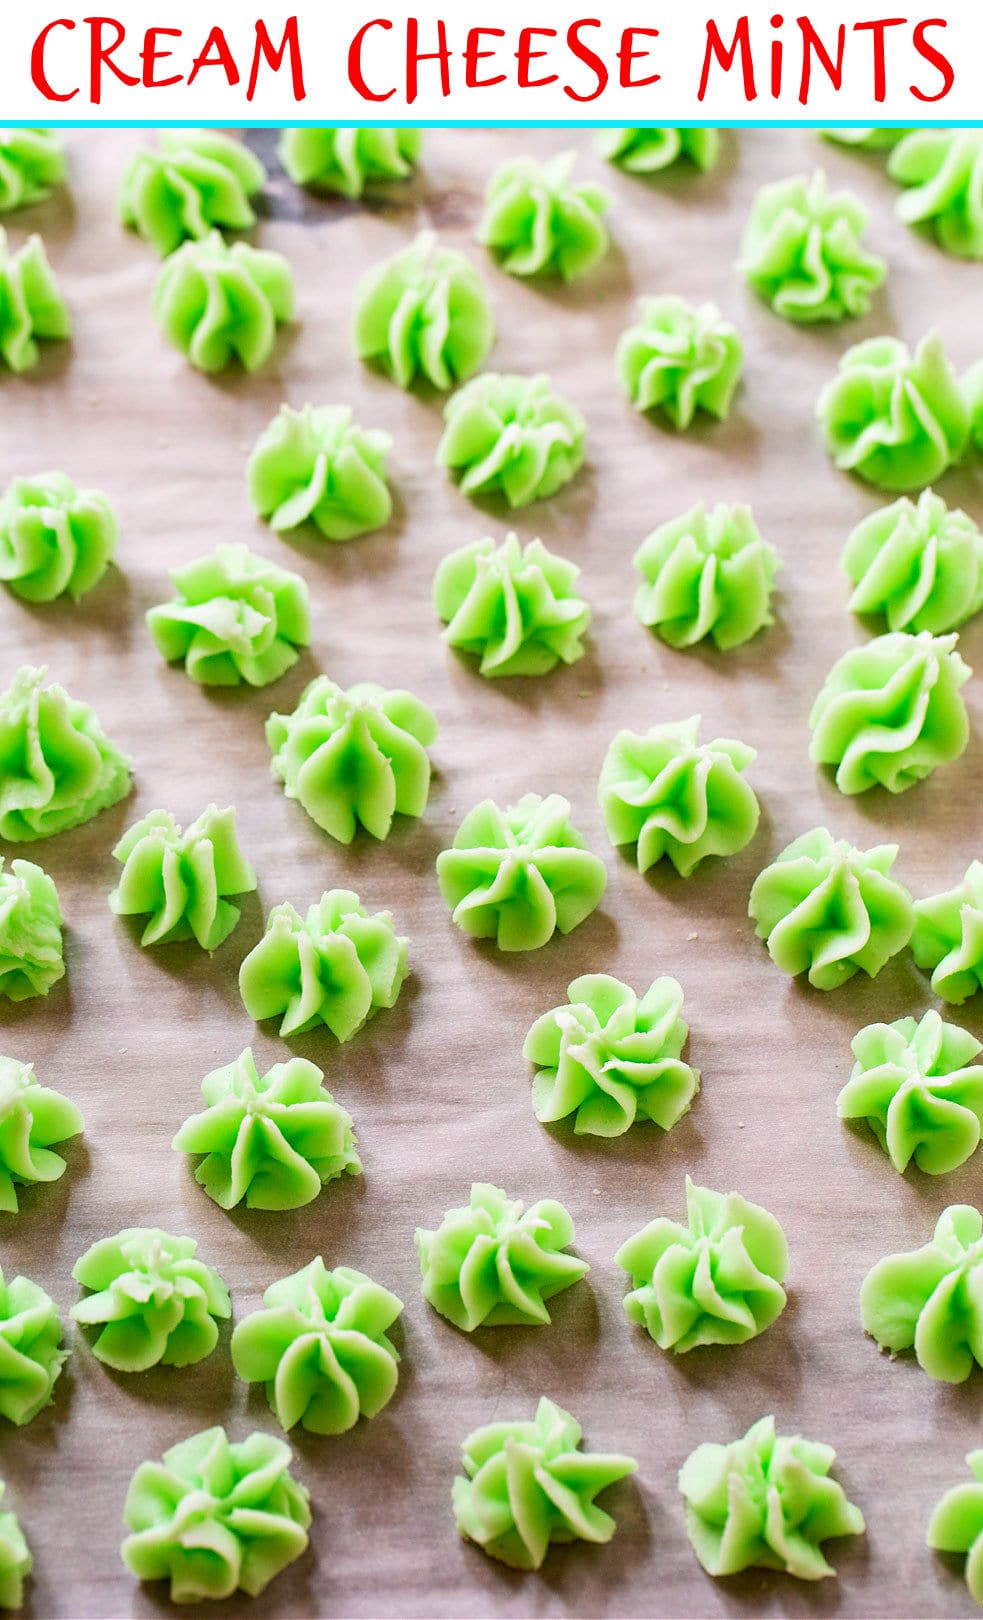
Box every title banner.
[1,1,975,122]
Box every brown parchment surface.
[3,126,983,1620]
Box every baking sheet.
[2,125,983,1620]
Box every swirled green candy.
[524,973,698,1137]
[267,678,437,842]
[453,1397,637,1571]
[119,131,266,257]
[279,127,421,197]
[680,1415,865,1580]
[247,404,393,541]
[599,717,759,877]
[822,128,911,150]
[231,1258,403,1435]
[861,1203,983,1382]
[913,860,983,1004]
[71,1229,230,1372]
[0,230,70,374]
[0,1264,65,1424]
[239,890,408,1040]
[889,129,983,259]
[740,170,886,323]
[633,501,779,651]
[437,793,606,951]
[0,472,116,604]
[749,827,914,990]
[479,151,611,281]
[838,1010,983,1175]
[0,877,48,1020]
[417,1182,588,1331]
[0,1056,82,1212]
[843,489,983,634]
[618,295,743,429]
[147,543,310,687]
[353,230,494,391]
[0,1483,30,1609]
[0,861,63,1002]
[0,129,65,213]
[173,1047,360,1212]
[598,127,719,174]
[121,1426,311,1603]
[817,332,970,491]
[437,373,585,508]
[809,630,970,795]
[928,1451,983,1607]
[964,358,983,456]
[153,230,294,373]
[434,533,590,677]
[0,665,130,840]
[109,805,256,951]
[617,1177,787,1352]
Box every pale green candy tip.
[0,666,129,844]
[0,1264,65,1425]
[435,531,589,677]
[598,128,720,174]
[750,826,913,989]
[0,127,65,213]
[526,971,698,1137]
[110,803,255,952]
[0,1057,81,1212]
[842,489,983,635]
[0,1481,31,1608]
[437,792,605,950]
[822,128,911,151]
[912,862,983,1003]
[148,543,310,687]
[120,132,265,256]
[888,129,983,260]
[247,402,393,541]
[928,1450,983,1607]
[454,1396,636,1569]
[0,472,117,604]
[153,231,294,373]
[679,1416,864,1579]
[633,502,778,650]
[599,716,759,877]
[478,152,612,283]
[810,630,970,796]
[231,1257,403,1434]
[238,888,408,1042]
[174,1045,361,1210]
[267,675,436,840]
[437,372,586,509]
[0,858,64,1003]
[818,331,969,491]
[862,1201,983,1381]
[618,296,743,428]
[353,230,494,390]
[839,1009,983,1174]
[740,169,886,324]
[280,127,421,196]
[71,1227,229,1371]
[0,229,70,373]
[121,1426,310,1602]
[419,1182,587,1330]
[618,1178,787,1352]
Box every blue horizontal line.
[0,118,967,129]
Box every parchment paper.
[3,126,983,1620]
